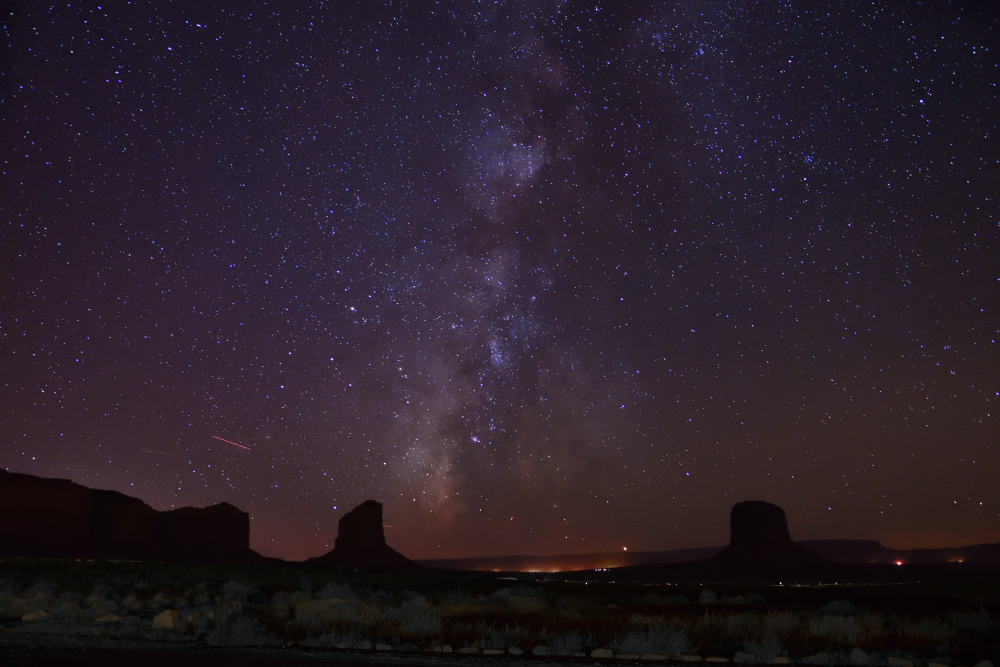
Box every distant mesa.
[7,468,998,580]
[799,539,1000,568]
[706,500,829,573]
[306,500,420,573]
[729,500,791,549]
[0,469,261,563]
[600,500,837,584]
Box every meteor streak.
[212,435,251,450]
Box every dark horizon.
[3,1,999,561]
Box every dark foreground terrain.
[1,556,998,666]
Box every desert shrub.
[894,617,950,643]
[451,619,494,637]
[447,619,530,648]
[612,624,694,656]
[556,594,605,618]
[810,615,868,646]
[141,626,199,642]
[478,623,532,649]
[0,578,21,596]
[175,607,205,629]
[116,615,147,638]
[206,614,282,646]
[26,580,58,599]
[867,651,925,667]
[396,598,442,637]
[724,612,759,638]
[150,591,176,609]
[826,650,853,665]
[949,611,992,633]
[506,623,533,645]
[369,589,395,606]
[222,580,250,604]
[301,628,369,647]
[316,581,353,600]
[693,611,760,645]
[0,578,22,618]
[438,588,474,604]
[187,582,213,606]
[397,589,423,602]
[479,627,510,650]
[266,589,303,621]
[88,584,115,599]
[610,630,647,655]
[290,614,329,638]
[864,651,892,666]
[821,600,862,616]
[745,634,785,661]
[397,595,429,613]
[401,611,443,637]
[299,631,338,647]
[763,610,802,637]
[52,591,86,619]
[295,597,367,626]
[860,612,888,642]
[549,630,591,655]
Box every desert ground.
[1,556,997,666]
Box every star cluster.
[3,1,999,560]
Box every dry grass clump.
[611,623,695,656]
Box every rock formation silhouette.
[706,500,829,574]
[0,469,259,562]
[729,500,792,548]
[605,500,836,584]
[306,500,420,572]
[336,500,387,551]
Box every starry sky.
[3,1,1000,562]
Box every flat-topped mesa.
[705,500,829,576]
[729,500,792,550]
[0,469,258,563]
[307,500,420,573]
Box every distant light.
[623,547,628,551]
[895,560,903,566]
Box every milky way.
[3,1,999,560]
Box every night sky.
[3,1,1000,562]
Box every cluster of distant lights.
[490,557,973,575]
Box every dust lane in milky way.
[2,1,999,560]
